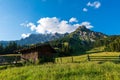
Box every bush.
[39,56,55,63]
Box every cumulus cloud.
[83,8,88,12]
[24,17,79,34]
[87,1,101,8]
[26,22,36,31]
[81,22,93,29]
[21,33,31,39]
[21,17,93,34]
[69,17,78,23]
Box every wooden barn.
[16,44,57,63]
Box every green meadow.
[0,52,120,80]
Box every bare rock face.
[70,25,107,42]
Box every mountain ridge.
[49,26,107,56]
[70,26,107,41]
[0,26,107,46]
[0,33,69,46]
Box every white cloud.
[81,22,93,29]
[25,17,79,34]
[87,1,101,8]
[69,17,78,23]
[21,17,93,34]
[26,22,36,31]
[21,33,31,39]
[83,8,88,12]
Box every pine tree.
[0,43,4,53]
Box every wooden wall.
[21,51,38,63]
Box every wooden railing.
[87,55,120,61]
[0,54,21,65]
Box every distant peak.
[79,25,86,28]
[76,25,89,31]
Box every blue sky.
[0,0,120,40]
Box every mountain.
[69,25,107,42]
[0,25,108,55]
[0,41,9,47]
[0,33,69,46]
[17,33,68,45]
[0,25,107,47]
[50,26,107,56]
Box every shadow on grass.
[85,51,104,54]
[91,60,120,64]
[69,50,105,57]
[0,63,23,70]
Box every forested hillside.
[93,35,120,52]
[50,26,107,56]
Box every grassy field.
[0,52,120,80]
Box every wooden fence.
[1,54,120,65]
[87,55,120,61]
[55,56,74,63]
[0,54,21,65]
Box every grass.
[0,62,120,80]
[56,52,120,63]
[0,52,120,80]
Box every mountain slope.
[17,33,68,45]
[0,26,107,48]
[0,33,68,46]
[69,26,107,42]
[50,26,107,56]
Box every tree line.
[49,36,91,56]
[93,35,120,52]
[0,42,21,54]
[1,35,120,55]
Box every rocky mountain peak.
[70,25,107,42]
[76,25,90,32]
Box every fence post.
[71,56,73,62]
[119,55,120,61]
[87,55,90,61]
[56,58,57,63]
[15,56,17,64]
[60,57,62,63]
[57,58,59,63]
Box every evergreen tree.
[4,42,20,53]
[0,43,4,53]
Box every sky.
[0,0,120,40]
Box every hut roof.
[16,43,56,53]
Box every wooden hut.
[16,44,57,63]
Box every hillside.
[93,35,120,52]
[0,52,120,80]
[50,26,107,56]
